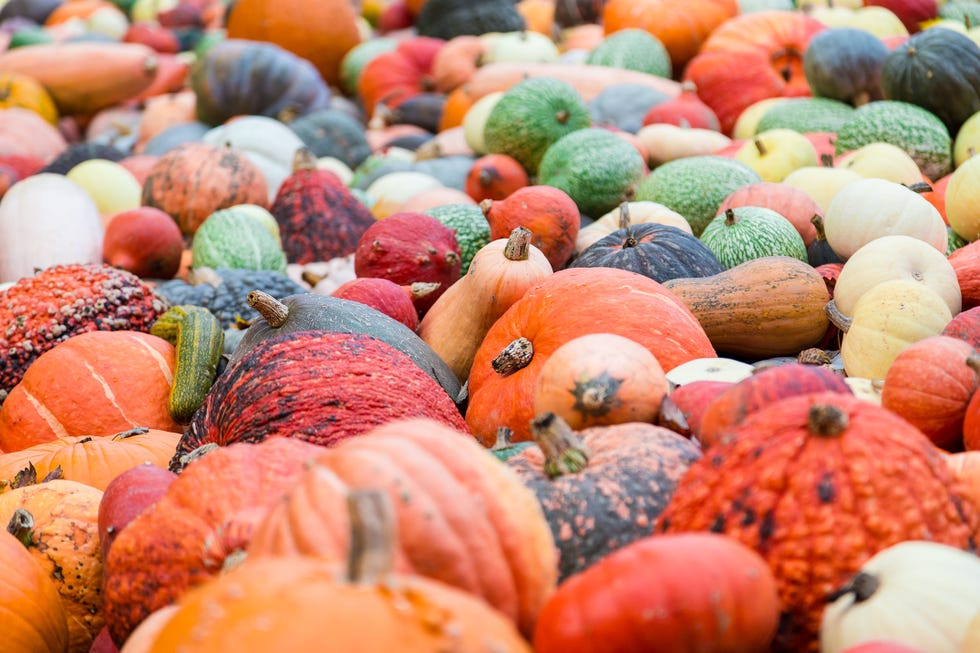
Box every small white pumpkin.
[782,166,862,215]
[833,142,924,186]
[576,201,692,253]
[664,356,754,386]
[821,540,980,653]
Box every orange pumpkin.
[225,0,362,87]
[0,527,69,653]
[357,36,444,119]
[466,267,716,444]
[602,0,739,75]
[481,185,581,271]
[0,479,105,653]
[141,141,269,236]
[0,331,182,453]
[0,429,181,492]
[134,91,196,154]
[948,239,980,311]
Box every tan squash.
[663,256,831,358]
[419,227,553,382]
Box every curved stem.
[247,290,289,328]
[7,509,34,548]
[824,300,852,333]
[112,427,150,441]
[530,412,591,479]
[504,227,533,261]
[346,489,397,585]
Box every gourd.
[419,227,552,382]
[190,206,287,273]
[575,200,692,253]
[415,0,526,40]
[699,207,808,269]
[802,27,888,106]
[663,256,831,359]
[0,526,69,653]
[481,185,581,271]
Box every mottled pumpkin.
[656,392,979,653]
[102,437,325,646]
[506,414,701,581]
[0,527,69,653]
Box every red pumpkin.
[943,306,980,350]
[97,463,177,559]
[331,277,422,331]
[481,185,581,271]
[946,450,980,513]
[102,206,185,280]
[465,153,530,203]
[533,532,780,653]
[357,36,445,119]
[641,81,721,131]
[663,379,734,438]
[948,239,980,310]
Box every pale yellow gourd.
[576,201,692,254]
[418,226,553,382]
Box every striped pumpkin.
[0,331,181,452]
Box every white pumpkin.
[821,540,980,653]
[0,174,103,284]
[664,356,754,386]
[782,166,863,215]
[481,30,560,64]
[833,142,924,186]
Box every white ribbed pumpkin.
[821,541,980,653]
[0,174,103,284]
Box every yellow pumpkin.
[0,72,59,125]
[946,153,980,242]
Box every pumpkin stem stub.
[292,147,319,173]
[827,570,880,604]
[724,208,737,227]
[113,426,151,441]
[175,442,220,473]
[504,227,533,261]
[7,508,34,548]
[531,412,591,479]
[346,489,397,586]
[492,337,534,376]
[248,290,289,328]
[492,426,514,451]
[808,404,849,437]
[823,300,852,333]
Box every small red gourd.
[641,81,721,131]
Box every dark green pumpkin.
[415,0,526,40]
[569,222,724,283]
[287,109,371,170]
[40,142,127,174]
[505,414,702,582]
[803,27,889,107]
[881,27,980,137]
[191,38,332,126]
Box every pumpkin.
[0,526,69,653]
[533,333,669,430]
[357,36,444,119]
[247,418,558,637]
[0,107,66,163]
[717,180,822,246]
[682,11,827,135]
[946,451,980,511]
[533,532,781,653]
[190,39,332,126]
[656,391,980,653]
[663,378,735,439]
[102,437,326,646]
[464,153,529,203]
[821,541,980,653]
[138,491,533,652]
[102,206,185,281]
[699,206,808,270]
[943,306,980,351]
[0,263,169,404]
[141,142,269,237]
[945,149,980,243]
[0,331,181,452]
[481,185,581,271]
[575,200,692,253]
[415,0,526,40]
[641,80,720,130]
[225,0,361,88]
[465,267,716,444]
[949,240,980,311]
[506,413,701,581]
[419,226,553,382]
[959,377,980,452]
[0,479,105,653]
[0,71,58,125]
[288,109,372,170]
[0,429,180,492]
[97,463,177,560]
[697,363,852,450]
[331,277,422,332]
[802,27,889,107]
[663,256,831,359]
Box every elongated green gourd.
[150,305,225,423]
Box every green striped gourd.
[699,207,807,270]
[191,206,287,273]
[150,305,225,423]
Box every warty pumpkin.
[506,413,702,582]
[0,479,105,653]
[247,417,558,637]
[0,526,69,653]
[656,391,979,653]
[465,267,716,444]
[102,437,326,646]
[331,277,423,332]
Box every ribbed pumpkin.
[656,391,979,653]
[0,429,180,492]
[141,142,269,237]
[0,479,105,653]
[802,27,889,107]
[0,527,69,653]
[465,267,716,444]
[177,330,467,468]
[270,149,376,264]
[506,414,701,582]
[102,437,326,646]
[248,418,557,637]
[225,0,361,88]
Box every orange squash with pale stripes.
[0,331,181,452]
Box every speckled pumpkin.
[141,142,269,237]
[0,526,69,653]
[0,479,105,653]
[506,414,702,582]
[102,437,325,646]
[176,330,467,469]
[656,391,979,653]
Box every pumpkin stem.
[478,166,502,189]
[531,412,591,479]
[479,198,494,218]
[851,91,871,107]
[679,80,698,95]
[491,426,514,451]
[656,394,691,437]
[826,570,880,604]
[905,181,933,195]
[504,226,533,261]
[292,147,319,173]
[221,549,248,573]
[112,426,150,441]
[820,153,834,167]
[807,403,849,437]
[617,203,639,248]
[345,489,397,585]
[555,110,570,125]
[492,337,534,376]
[407,281,441,299]
[6,509,34,548]
[966,353,980,377]
[724,208,737,227]
[248,290,289,328]
[811,214,828,240]
[174,442,220,473]
[823,300,851,333]
[797,348,832,366]
[301,270,325,287]
[753,138,768,157]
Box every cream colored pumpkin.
[576,201,692,253]
[463,91,504,155]
[664,356,754,387]
[821,541,980,653]
[946,154,980,242]
[365,170,444,219]
[731,97,790,140]
[481,30,560,64]
[782,166,862,214]
[66,159,142,225]
[635,123,732,167]
[833,142,923,186]
[823,177,947,259]
[834,279,953,380]
[832,235,961,317]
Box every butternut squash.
[663,256,831,359]
[419,226,553,381]
[0,42,158,116]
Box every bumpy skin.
[656,391,980,653]
[0,263,169,403]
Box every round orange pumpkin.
[0,331,181,452]
[0,527,69,653]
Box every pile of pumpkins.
[2,0,980,651]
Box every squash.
[945,151,980,242]
[0,71,58,125]
[821,541,980,653]
[415,0,526,39]
[356,36,444,120]
[481,185,581,271]
[717,180,822,247]
[802,27,889,107]
[0,526,69,653]
[699,206,808,270]
[419,227,553,382]
[663,256,831,359]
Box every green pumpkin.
[191,207,287,273]
[699,206,807,270]
[755,97,856,135]
[415,0,526,40]
[585,29,672,78]
[423,203,491,275]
